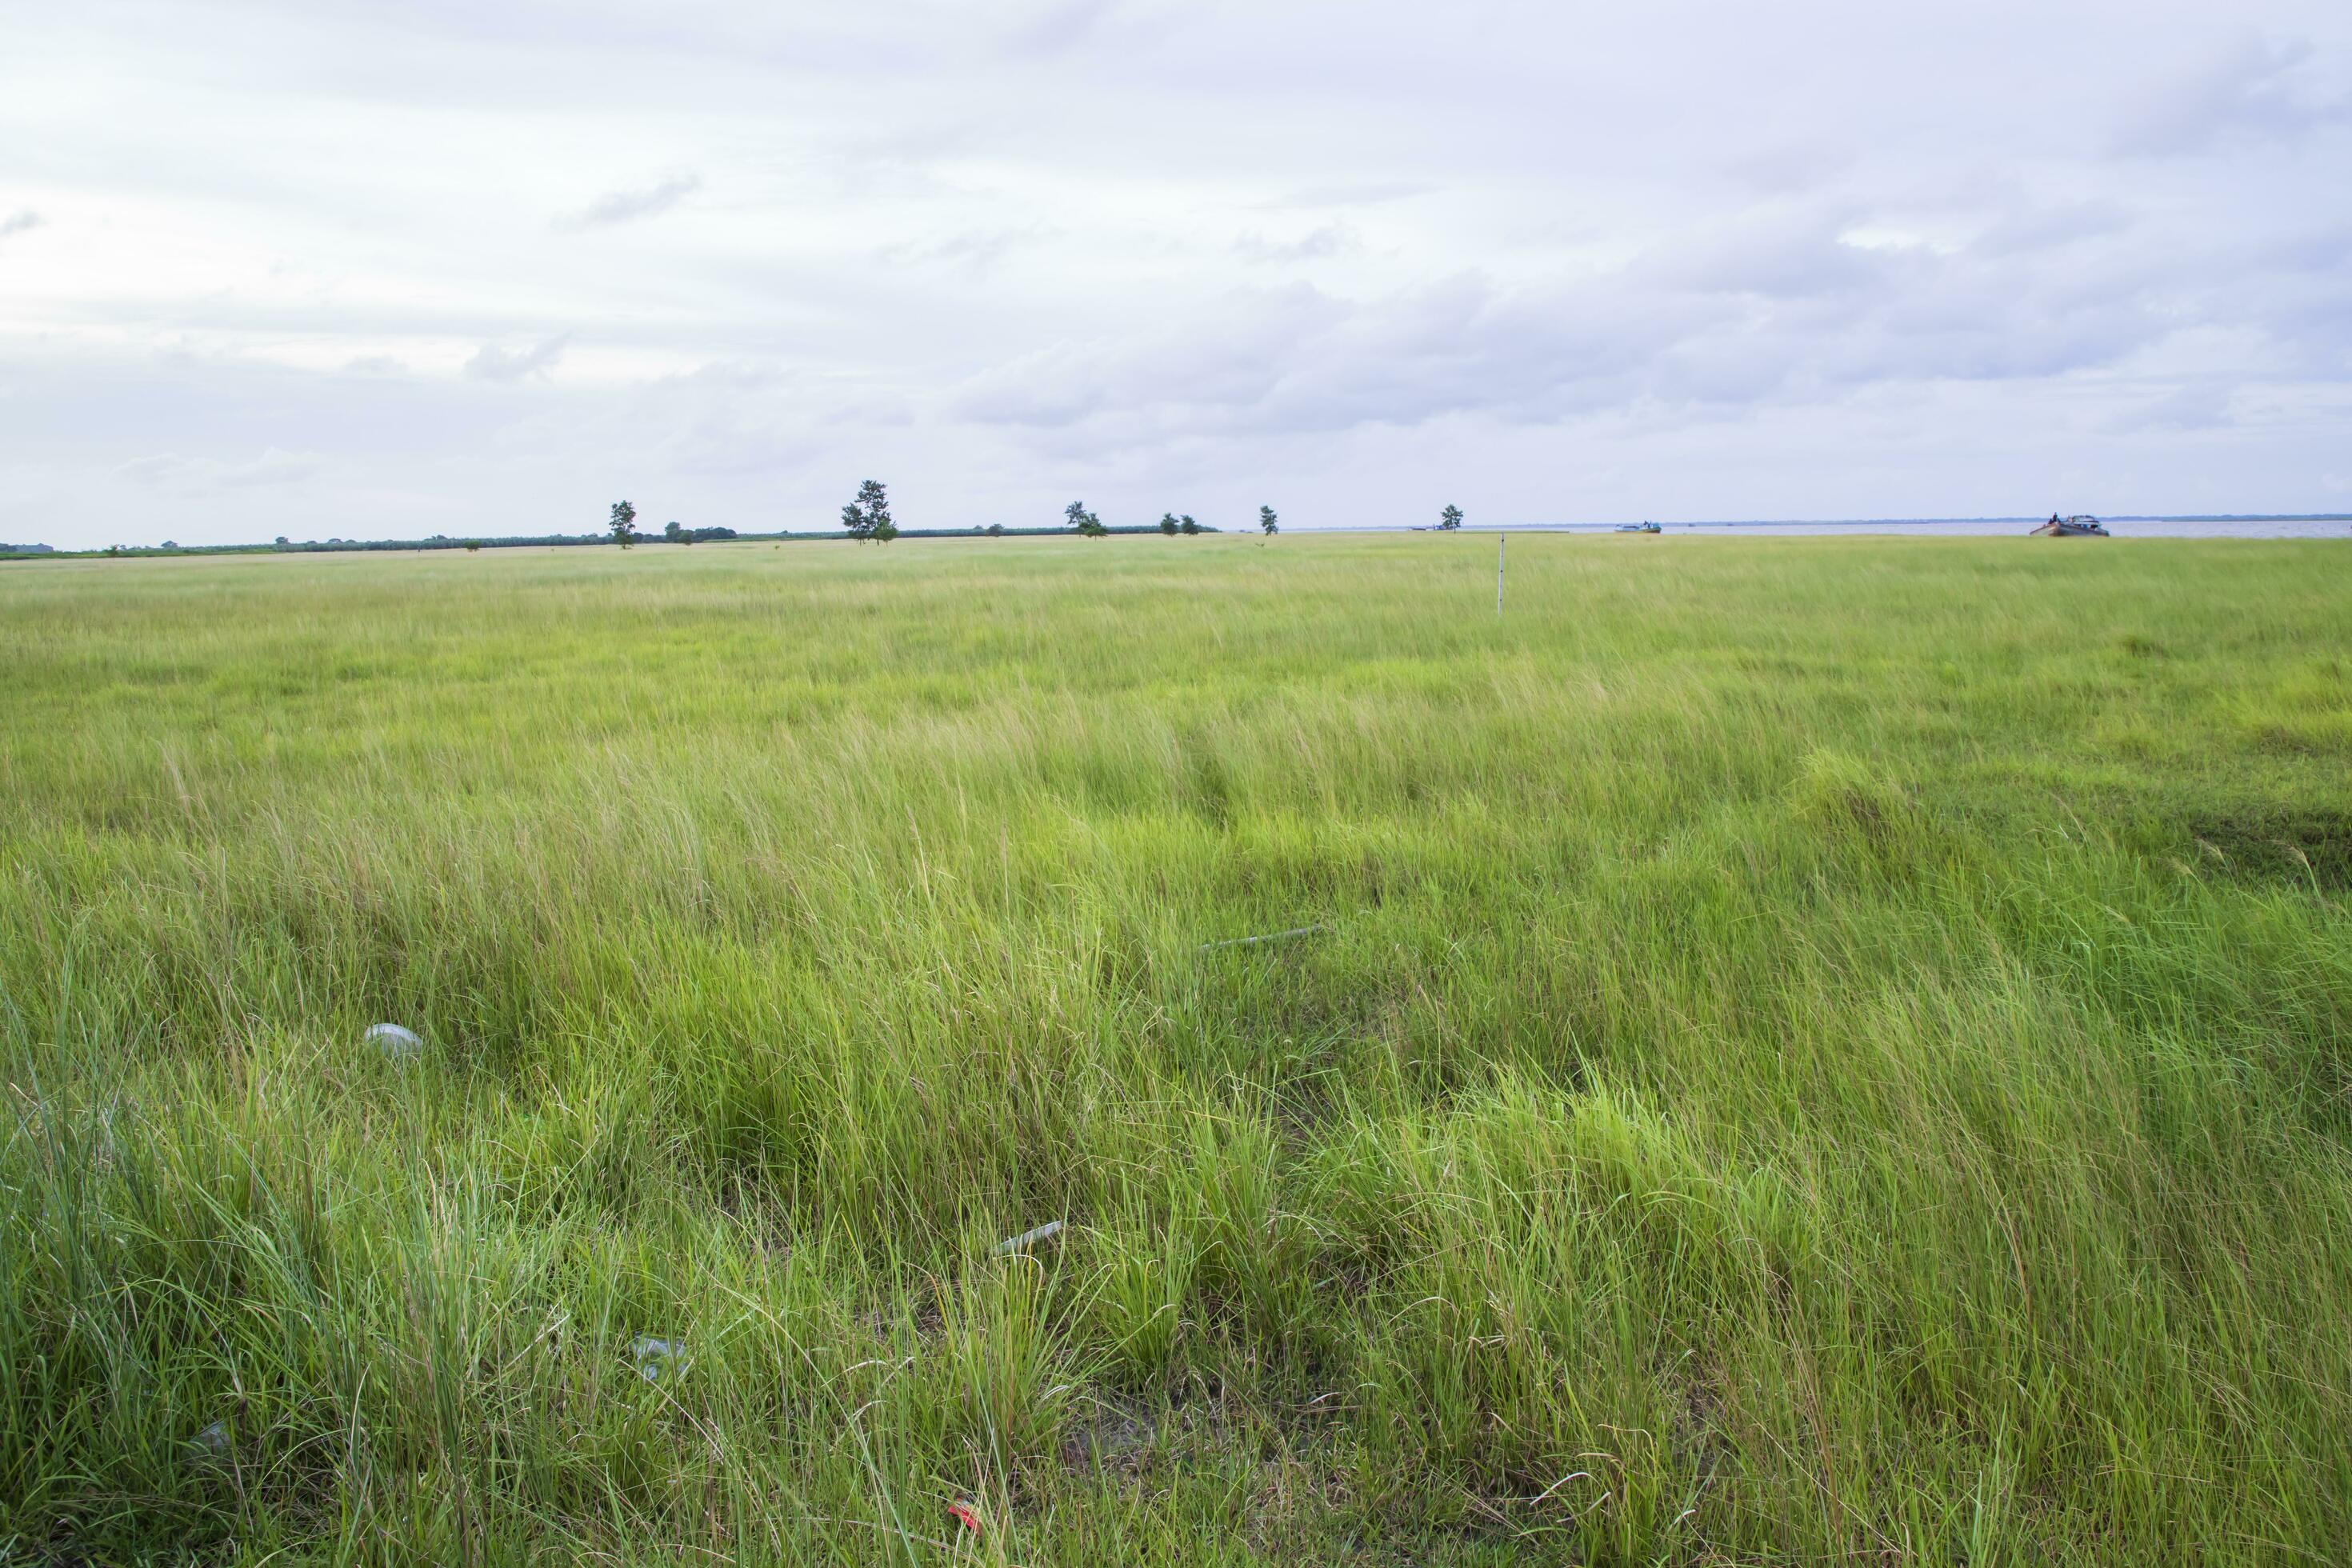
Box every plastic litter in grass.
[190,1420,230,1459]
[994,1219,1065,1256]
[632,1336,684,1382]
[362,1022,422,1060]
[947,1500,983,1536]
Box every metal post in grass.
[1497,534,1506,617]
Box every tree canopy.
[842,480,896,542]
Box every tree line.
[788,481,1282,543]
[602,482,1270,545]
[806,483,1465,540]
[9,495,1476,562]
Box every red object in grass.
[948,1500,983,1535]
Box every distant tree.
[986,522,1006,536]
[1258,506,1278,535]
[842,479,894,542]
[1179,514,1201,534]
[274,535,289,546]
[161,540,179,550]
[609,501,638,548]
[1440,504,1463,530]
[664,520,686,542]
[1159,512,1179,535]
[1066,500,1106,538]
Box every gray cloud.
[559,174,702,228]
[0,209,42,245]
[2112,34,2352,156]
[464,336,569,382]
[1648,210,1894,301]
[1973,202,2135,256]
[946,211,2208,453]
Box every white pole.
[1497,534,1506,617]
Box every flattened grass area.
[2,534,2349,1564]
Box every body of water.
[1416,516,2352,539]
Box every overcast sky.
[4,1,2350,546]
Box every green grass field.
[3,534,2349,1564]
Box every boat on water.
[2030,514,2110,537]
[1615,521,1663,534]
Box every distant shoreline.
[1402,514,2352,533]
[6,514,2347,560]
[1386,515,2352,539]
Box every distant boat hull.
[2031,516,2110,537]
